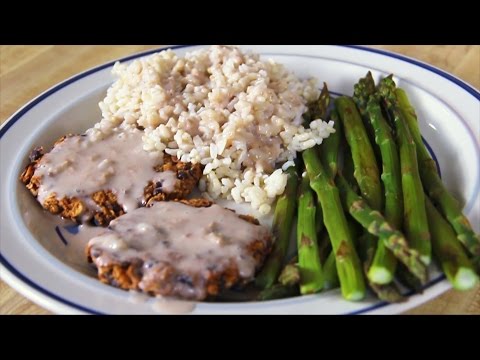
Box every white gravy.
[88,201,271,297]
[34,128,177,213]
[151,297,197,314]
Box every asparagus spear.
[356,73,402,284]
[304,85,365,300]
[257,284,299,301]
[358,231,405,303]
[319,224,404,302]
[303,148,365,300]
[379,77,431,265]
[323,250,340,290]
[314,86,343,244]
[353,72,382,164]
[342,139,359,192]
[294,84,336,294]
[425,196,479,290]
[335,95,397,293]
[257,260,301,300]
[322,87,403,301]
[321,215,362,291]
[311,84,332,235]
[321,216,365,291]
[320,109,342,178]
[255,166,299,289]
[315,82,331,121]
[320,195,359,290]
[356,228,405,303]
[396,88,480,256]
[335,96,383,212]
[297,173,324,294]
[316,83,340,178]
[336,174,428,284]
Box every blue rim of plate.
[1,45,478,315]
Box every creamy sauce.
[34,128,177,214]
[128,291,196,314]
[76,225,107,246]
[128,290,150,304]
[88,201,271,298]
[151,297,196,314]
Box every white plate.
[1,45,478,314]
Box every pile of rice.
[88,45,335,214]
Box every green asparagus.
[379,77,431,265]
[336,94,394,294]
[425,196,479,290]
[297,173,324,294]
[255,166,299,289]
[353,71,382,164]
[319,109,342,178]
[315,90,340,173]
[357,227,405,303]
[311,84,333,235]
[358,74,403,284]
[396,88,480,256]
[303,148,365,300]
[336,174,428,284]
[335,96,383,211]
[323,251,340,290]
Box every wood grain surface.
[1,45,479,315]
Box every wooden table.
[1,45,479,315]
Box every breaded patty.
[20,132,202,226]
[143,155,202,207]
[86,199,273,301]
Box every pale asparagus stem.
[379,77,431,265]
[396,88,480,256]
